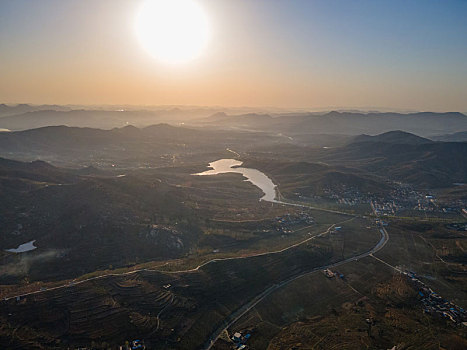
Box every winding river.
[194,159,278,202]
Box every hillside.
[247,131,467,188]
[323,133,467,188]
[0,157,76,186]
[351,130,433,145]
[0,158,203,283]
[243,159,391,199]
[0,124,280,167]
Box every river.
[194,159,278,202]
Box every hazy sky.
[1,0,466,111]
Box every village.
[274,211,314,234]
[405,271,467,326]
[294,180,467,219]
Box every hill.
[351,130,433,145]
[0,158,201,283]
[0,157,76,184]
[247,131,467,188]
[0,124,284,168]
[322,133,467,188]
[243,159,391,199]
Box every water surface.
[5,240,37,253]
[194,159,277,202]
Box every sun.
[135,0,211,64]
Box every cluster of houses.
[230,329,253,349]
[116,339,145,350]
[415,195,438,212]
[438,197,467,216]
[322,186,370,205]
[375,219,388,227]
[371,189,467,217]
[371,200,399,216]
[369,185,466,217]
[322,268,344,279]
[274,212,314,233]
[76,339,145,350]
[289,181,465,218]
[337,197,361,206]
[405,271,466,325]
[446,222,467,232]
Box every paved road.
[272,197,359,217]
[163,219,353,274]
[203,223,389,350]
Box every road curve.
[203,224,389,350]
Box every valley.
[2,1,467,348]
[0,118,466,349]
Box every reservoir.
[194,159,278,202]
[5,240,37,253]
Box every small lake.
[194,159,278,202]
[5,240,37,253]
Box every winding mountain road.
[203,224,389,350]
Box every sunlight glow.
[135,0,211,64]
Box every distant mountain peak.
[30,159,54,168]
[351,130,433,145]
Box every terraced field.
[0,211,380,349]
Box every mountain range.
[1,104,466,137]
[199,111,467,137]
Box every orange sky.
[1,0,466,112]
